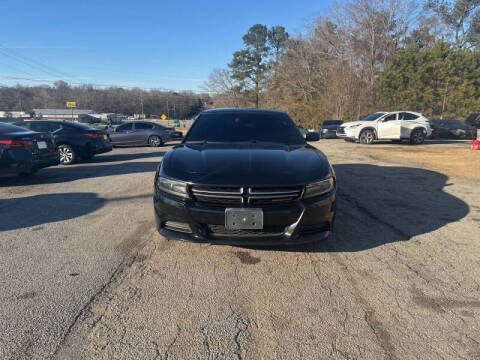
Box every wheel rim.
[413,131,424,144]
[150,137,160,146]
[361,131,374,144]
[59,146,73,163]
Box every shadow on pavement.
[259,163,469,253]
[0,161,159,187]
[0,192,152,232]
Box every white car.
[336,111,432,145]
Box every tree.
[425,0,480,48]
[203,68,246,108]
[268,26,290,62]
[380,42,480,119]
[229,24,270,108]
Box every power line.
[0,46,76,80]
[0,75,215,94]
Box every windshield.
[322,120,343,126]
[185,112,305,145]
[362,112,385,121]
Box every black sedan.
[319,120,343,138]
[0,122,59,177]
[431,119,477,139]
[14,120,112,165]
[153,108,335,246]
[109,121,175,147]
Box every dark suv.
[153,108,336,246]
[319,120,343,139]
[15,120,112,164]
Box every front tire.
[359,129,375,145]
[58,144,76,165]
[148,135,163,147]
[410,129,425,145]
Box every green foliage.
[380,42,480,119]
[229,24,289,108]
[425,0,480,48]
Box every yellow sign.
[161,114,167,120]
[66,102,76,108]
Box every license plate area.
[225,208,263,230]
[37,141,47,149]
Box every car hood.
[161,143,331,186]
[340,121,364,128]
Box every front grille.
[191,186,243,205]
[336,127,345,134]
[190,185,303,206]
[207,224,286,237]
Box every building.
[33,109,95,121]
[0,111,31,118]
[90,113,127,124]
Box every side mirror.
[306,132,320,142]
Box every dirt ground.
[354,140,480,179]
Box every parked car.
[336,111,432,145]
[153,108,332,246]
[108,121,174,147]
[319,120,343,138]
[297,126,309,137]
[431,119,477,139]
[0,122,59,177]
[14,120,112,165]
[466,113,480,138]
[169,130,183,139]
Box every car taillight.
[84,132,102,138]
[0,139,33,147]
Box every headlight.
[348,124,361,129]
[303,176,334,198]
[156,176,189,198]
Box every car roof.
[122,121,158,124]
[387,111,423,115]
[202,108,287,115]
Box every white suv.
[336,111,432,145]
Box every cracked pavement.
[1,141,479,359]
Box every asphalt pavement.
[1,141,479,359]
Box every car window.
[401,112,419,120]
[30,122,53,133]
[383,113,397,122]
[185,112,305,145]
[117,123,133,131]
[48,123,62,132]
[322,120,343,126]
[135,122,154,130]
[361,112,385,121]
[446,120,464,129]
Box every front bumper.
[321,130,338,138]
[153,187,336,246]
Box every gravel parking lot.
[1,140,479,359]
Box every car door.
[131,122,154,144]
[377,113,401,139]
[399,112,421,138]
[110,123,134,144]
